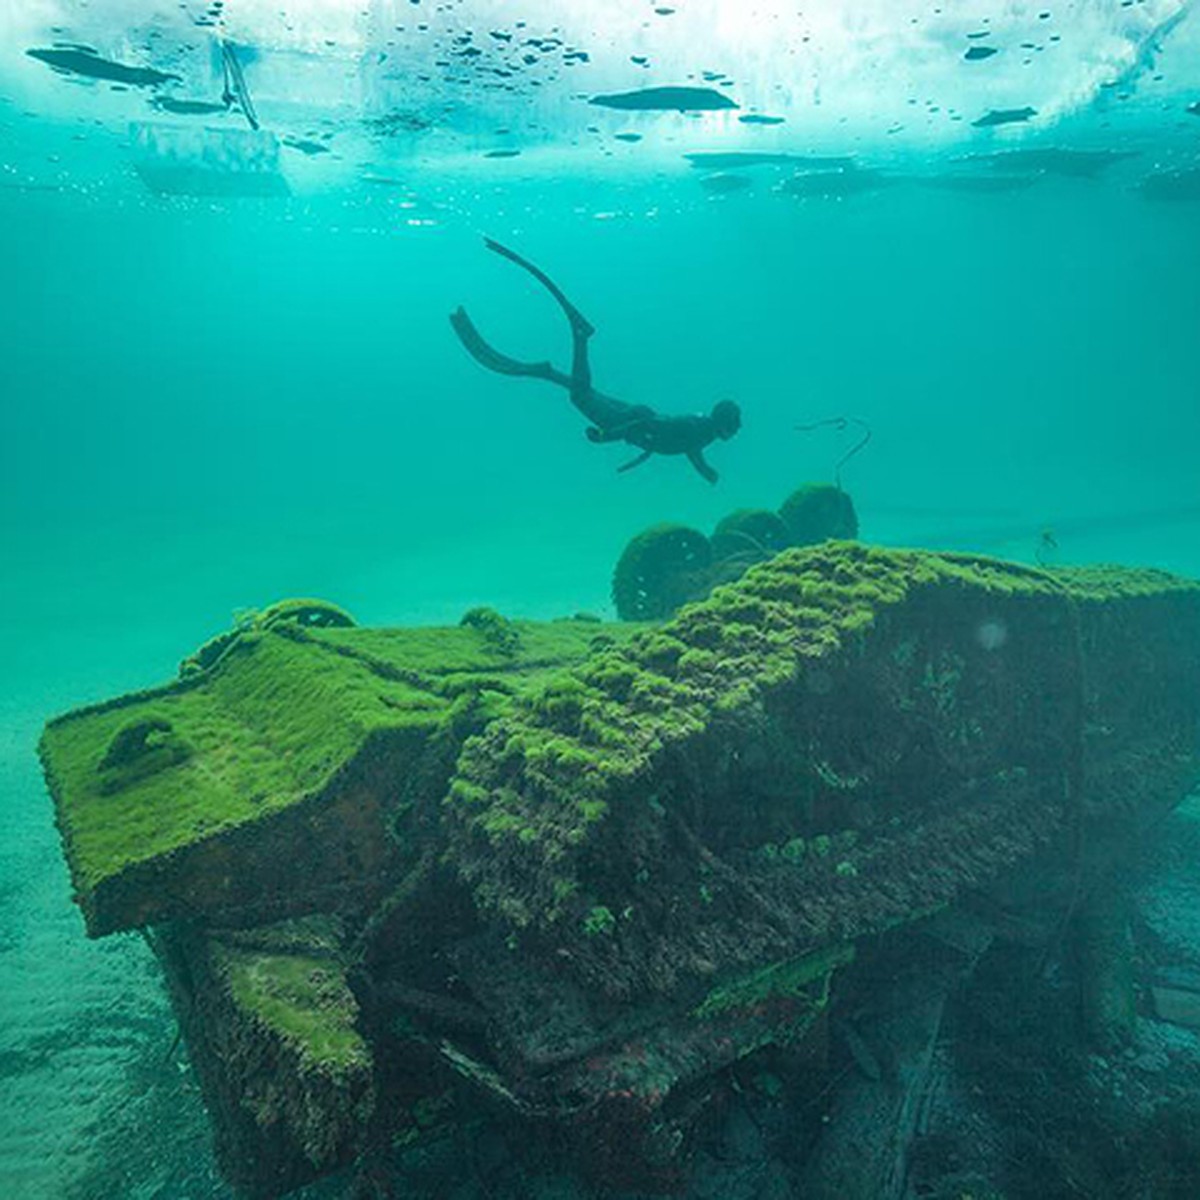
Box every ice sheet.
[1,0,1196,189]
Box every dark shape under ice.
[589,86,738,112]
[26,47,180,88]
[972,106,1037,126]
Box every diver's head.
[711,399,742,440]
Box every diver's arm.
[618,449,653,473]
[687,449,719,485]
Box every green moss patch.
[692,943,856,1020]
[41,611,642,930]
[222,946,368,1072]
[446,544,1200,945]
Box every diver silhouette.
[450,238,741,483]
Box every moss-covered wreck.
[39,545,1200,1197]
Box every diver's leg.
[567,313,640,430]
[568,316,593,399]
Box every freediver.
[450,238,741,483]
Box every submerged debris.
[38,549,1200,1196]
[612,482,857,620]
[611,523,713,621]
[709,508,791,562]
[778,482,859,545]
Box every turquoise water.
[3,2,1200,1195]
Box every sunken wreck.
[39,534,1200,1198]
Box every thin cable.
[795,416,872,488]
[219,39,260,131]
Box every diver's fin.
[482,238,596,338]
[449,307,568,385]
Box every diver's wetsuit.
[450,238,740,483]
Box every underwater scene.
[4,1,1200,1197]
